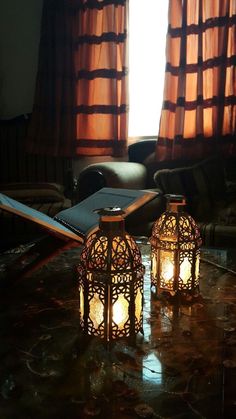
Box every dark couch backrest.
[128,139,157,163]
[153,155,228,220]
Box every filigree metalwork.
[78,208,144,341]
[150,196,202,296]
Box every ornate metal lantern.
[78,207,144,341]
[150,195,202,296]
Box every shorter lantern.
[150,195,202,296]
[78,207,144,341]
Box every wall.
[0,0,127,174]
[0,0,43,119]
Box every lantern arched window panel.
[78,208,144,341]
[150,195,202,297]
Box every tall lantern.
[77,207,144,341]
[150,195,202,296]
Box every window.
[128,0,168,138]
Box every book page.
[55,188,157,236]
[0,188,157,244]
[0,193,82,243]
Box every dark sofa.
[77,140,236,247]
[154,155,236,247]
[77,140,166,236]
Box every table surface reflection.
[0,239,236,419]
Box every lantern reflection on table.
[78,207,144,341]
[150,195,202,296]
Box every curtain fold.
[75,0,128,156]
[27,0,128,157]
[26,0,77,157]
[156,0,236,161]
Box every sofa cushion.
[153,155,228,221]
[198,222,236,248]
[0,182,66,203]
[143,154,200,188]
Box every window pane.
[128,0,168,137]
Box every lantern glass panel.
[90,293,104,329]
[79,286,84,318]
[88,272,93,282]
[152,252,157,278]
[135,288,143,322]
[160,249,175,286]
[113,294,129,328]
[195,254,200,279]
[179,256,192,285]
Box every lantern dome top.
[150,207,202,250]
[80,231,143,273]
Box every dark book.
[0,188,157,244]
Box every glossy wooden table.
[0,240,236,419]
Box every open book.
[0,188,157,244]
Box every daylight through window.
[128,0,168,138]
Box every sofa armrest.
[78,162,147,201]
[128,139,157,163]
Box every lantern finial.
[94,206,125,216]
[165,194,186,212]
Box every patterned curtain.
[27,0,128,157]
[156,0,236,161]
[75,0,128,156]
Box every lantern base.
[79,323,144,345]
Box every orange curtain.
[75,0,128,156]
[156,0,236,161]
[27,0,128,157]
